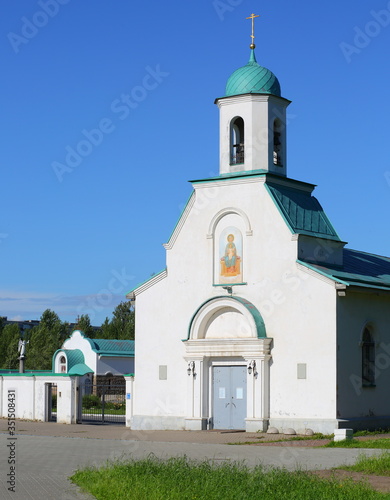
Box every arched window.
[362,328,375,386]
[230,117,244,165]
[59,355,67,373]
[273,119,283,166]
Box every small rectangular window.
[159,365,167,380]
[297,363,307,379]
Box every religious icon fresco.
[219,227,243,284]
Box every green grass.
[340,452,390,476]
[266,433,333,443]
[229,432,333,445]
[354,430,390,437]
[325,438,390,449]
[71,456,388,500]
[81,407,125,415]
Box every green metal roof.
[0,372,73,377]
[88,339,135,357]
[65,349,84,367]
[299,249,390,291]
[166,191,194,246]
[186,296,266,340]
[266,183,341,241]
[190,170,316,190]
[68,363,93,375]
[0,369,51,374]
[190,169,268,184]
[52,348,85,372]
[232,296,267,337]
[225,49,281,98]
[127,269,167,295]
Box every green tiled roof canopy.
[88,339,135,357]
[299,249,390,291]
[267,183,340,241]
[225,49,281,97]
[53,349,85,371]
[52,348,93,375]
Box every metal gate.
[79,382,126,424]
[45,383,57,422]
[212,366,247,429]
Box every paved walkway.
[0,420,385,500]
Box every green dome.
[225,50,281,97]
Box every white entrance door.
[212,366,247,429]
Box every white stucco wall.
[132,177,339,432]
[337,291,390,423]
[0,375,78,424]
[267,267,337,431]
[61,331,97,373]
[97,357,134,376]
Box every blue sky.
[1,1,389,325]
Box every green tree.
[0,323,20,370]
[98,302,134,340]
[99,317,112,339]
[26,310,68,370]
[73,314,95,338]
[110,301,135,340]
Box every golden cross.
[246,13,260,49]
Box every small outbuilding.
[52,330,135,384]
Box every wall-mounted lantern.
[247,360,257,376]
[187,361,195,377]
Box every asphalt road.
[0,421,385,500]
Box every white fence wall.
[0,375,79,424]
[125,375,134,427]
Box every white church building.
[127,36,390,434]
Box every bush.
[105,402,125,411]
[82,394,101,409]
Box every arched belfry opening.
[230,117,244,165]
[273,118,283,166]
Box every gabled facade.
[52,330,135,381]
[127,42,390,433]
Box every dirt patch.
[312,469,390,494]
[254,433,390,494]
[251,433,390,447]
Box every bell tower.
[215,14,291,176]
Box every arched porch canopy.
[187,296,266,341]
